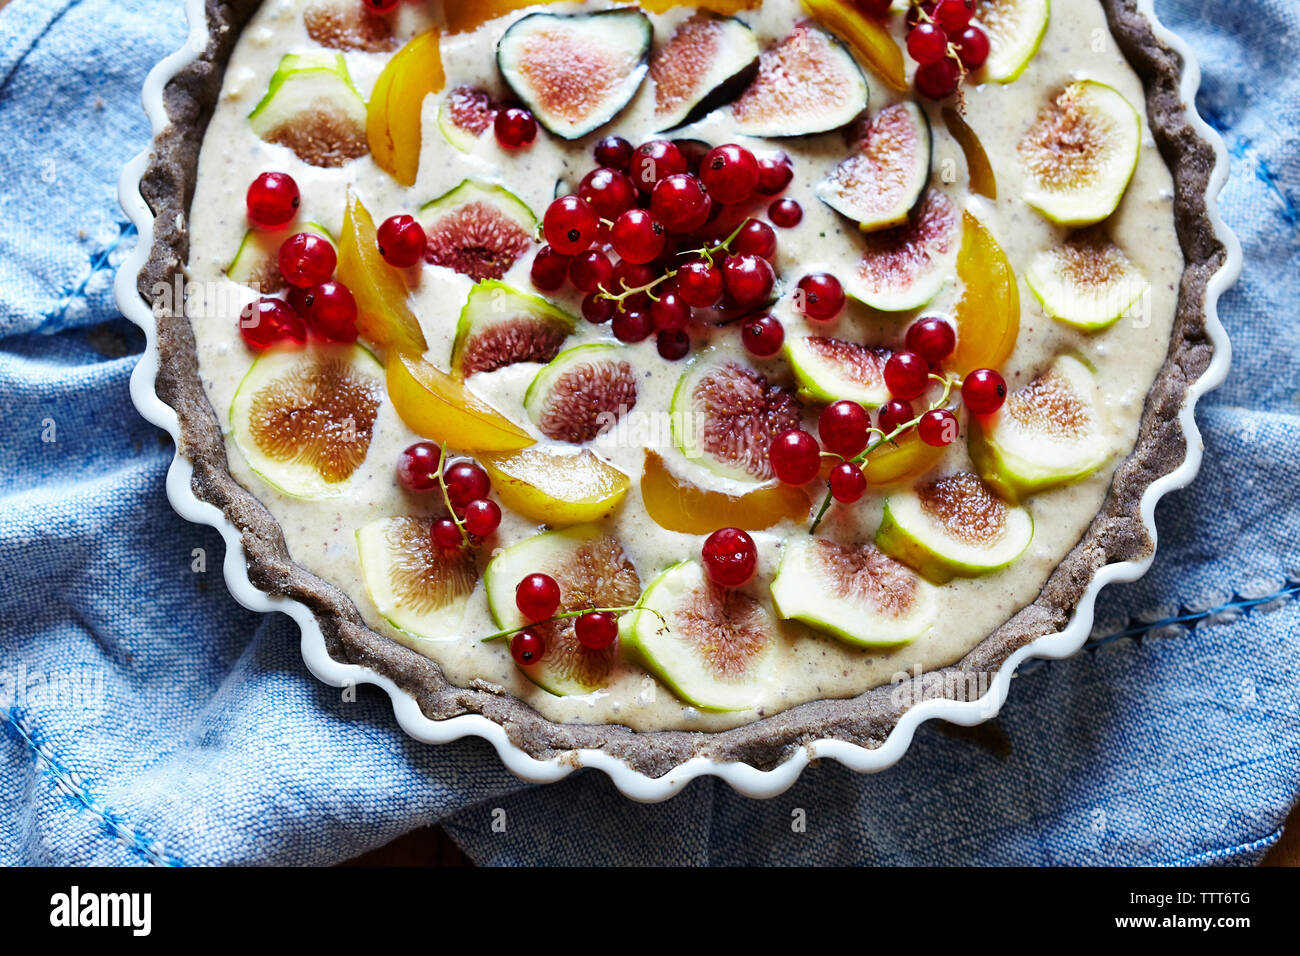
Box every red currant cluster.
[505,572,625,666]
[530,137,801,361]
[500,524,761,667]
[241,171,437,352]
[761,313,1007,519]
[396,441,503,550]
[241,171,361,350]
[903,0,990,100]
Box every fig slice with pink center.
[497,9,653,140]
[622,560,780,712]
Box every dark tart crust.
[138,0,1227,778]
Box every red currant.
[651,174,712,233]
[701,528,758,589]
[611,208,666,264]
[494,107,537,148]
[363,0,399,12]
[768,198,803,228]
[278,233,336,289]
[877,399,916,434]
[293,280,357,341]
[238,297,306,351]
[918,408,959,447]
[579,167,638,220]
[632,140,688,193]
[732,218,777,261]
[907,23,950,65]
[905,315,957,362]
[916,57,961,99]
[934,0,974,31]
[582,293,615,324]
[962,368,1008,415]
[699,144,760,205]
[543,195,600,255]
[756,153,794,195]
[741,313,785,358]
[431,518,464,552]
[595,135,634,172]
[246,171,299,229]
[796,273,846,321]
[462,498,502,537]
[396,441,442,492]
[656,328,691,361]
[530,245,571,291]
[376,214,427,269]
[575,611,619,650]
[830,462,867,504]
[853,0,893,17]
[818,400,870,458]
[511,629,545,666]
[956,26,990,69]
[444,461,490,509]
[516,573,561,621]
[675,259,724,308]
[569,250,614,293]
[771,429,821,485]
[884,351,930,400]
[651,291,691,331]
[722,254,776,308]
[612,308,655,344]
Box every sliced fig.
[524,344,638,444]
[1018,81,1141,227]
[670,349,803,484]
[816,101,931,232]
[451,280,576,377]
[731,22,869,138]
[420,179,537,283]
[226,221,335,294]
[1026,228,1149,331]
[876,472,1034,584]
[303,1,396,53]
[785,335,891,407]
[485,525,642,696]
[621,561,779,712]
[650,14,760,131]
[977,0,1050,84]
[970,354,1113,502]
[248,53,369,168]
[846,188,960,312]
[230,344,384,499]
[437,85,501,153]
[770,537,936,648]
[356,517,477,639]
[496,9,652,140]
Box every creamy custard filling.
[185,0,1182,732]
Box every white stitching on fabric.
[0,706,181,866]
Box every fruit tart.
[132,0,1233,782]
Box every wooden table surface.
[0,0,1284,870]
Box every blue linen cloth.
[0,0,1296,867]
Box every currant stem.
[435,451,472,548]
[481,603,669,644]
[596,220,749,311]
[807,374,962,535]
